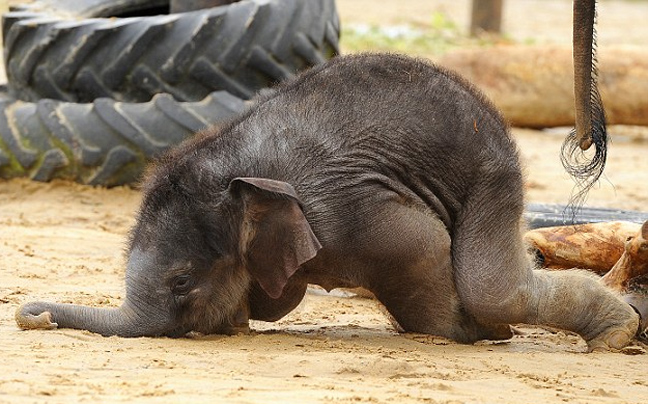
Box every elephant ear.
[229,177,322,299]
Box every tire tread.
[4,0,340,103]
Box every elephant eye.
[172,274,193,296]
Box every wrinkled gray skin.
[16,54,639,351]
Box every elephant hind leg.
[451,183,639,351]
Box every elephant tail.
[561,0,608,219]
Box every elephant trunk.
[15,300,172,337]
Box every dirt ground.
[2,1,648,403]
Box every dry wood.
[524,221,641,274]
[439,45,648,128]
[601,221,648,291]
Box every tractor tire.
[4,0,169,19]
[0,90,245,186]
[3,0,340,102]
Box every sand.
[1,1,648,403]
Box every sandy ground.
[2,1,648,403]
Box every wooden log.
[439,45,648,128]
[524,221,641,274]
[601,221,648,291]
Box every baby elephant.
[16,53,640,351]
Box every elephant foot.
[15,305,58,330]
[586,313,639,352]
[480,323,514,341]
[213,322,251,336]
[190,318,250,337]
[459,322,513,343]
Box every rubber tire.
[525,203,648,229]
[5,0,169,19]
[0,90,245,186]
[3,0,340,102]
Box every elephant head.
[16,176,321,337]
[562,0,608,204]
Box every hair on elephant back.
[16,53,641,352]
